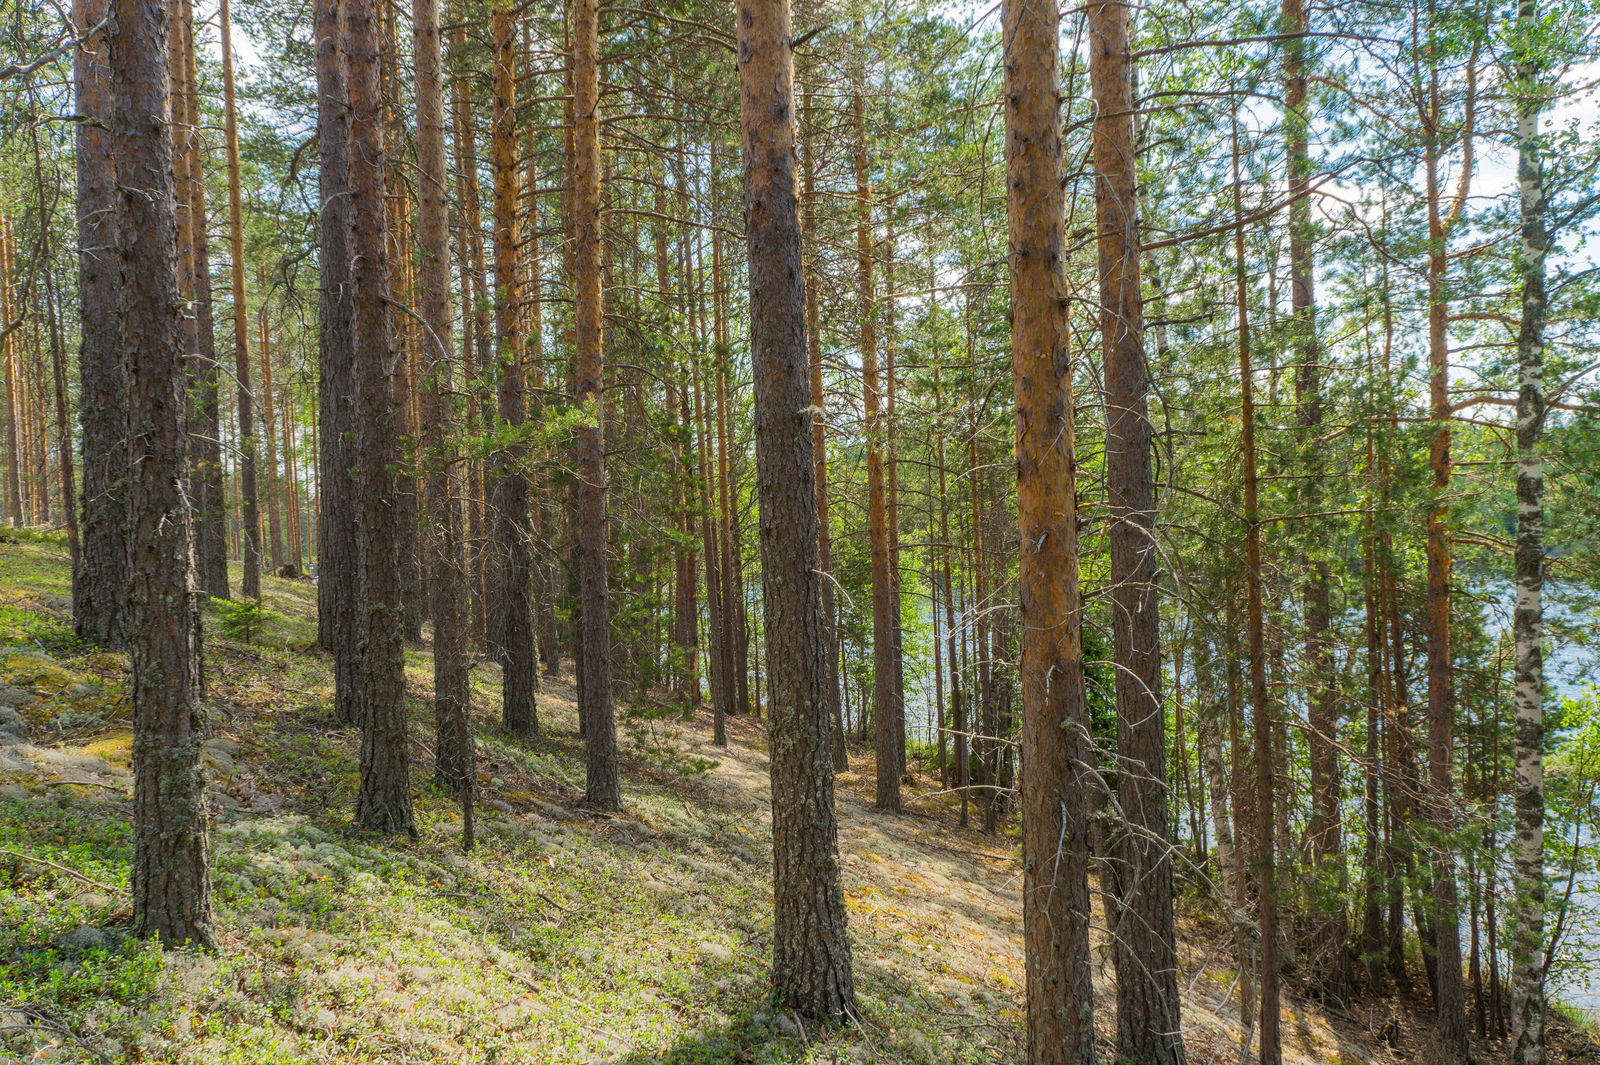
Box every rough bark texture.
[573,0,619,809]
[220,0,261,601]
[114,0,213,947]
[415,0,473,796]
[491,1,538,737]
[73,0,127,651]
[1090,0,1183,1058]
[737,0,855,1017]
[315,0,361,724]
[347,0,415,836]
[1510,6,1548,1059]
[1001,2,1097,1058]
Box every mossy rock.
[0,651,81,696]
[81,731,133,771]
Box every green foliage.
[621,698,720,778]
[0,603,77,652]
[215,597,276,645]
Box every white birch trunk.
[1510,1,1548,1059]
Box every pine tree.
[347,0,415,836]
[738,0,855,1017]
[315,0,362,725]
[115,0,212,947]
[72,0,126,650]
[573,0,619,809]
[1003,0,1096,1056]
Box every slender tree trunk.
[167,3,198,545]
[802,82,846,770]
[1363,507,1387,992]
[1194,644,1236,903]
[1510,4,1549,1057]
[448,24,488,652]
[115,0,212,947]
[1231,117,1279,1065]
[347,0,415,836]
[528,189,559,678]
[4,241,21,531]
[220,0,261,600]
[854,33,896,813]
[42,266,77,569]
[696,370,728,744]
[935,368,958,792]
[1222,597,1257,1045]
[1091,0,1183,1054]
[884,207,906,783]
[1002,0,1096,1054]
[1470,845,1485,1036]
[316,0,360,722]
[177,0,211,571]
[73,0,127,649]
[572,0,618,808]
[1424,46,1471,1054]
[1284,0,1348,1002]
[284,378,302,569]
[183,0,225,601]
[260,302,285,570]
[490,0,538,736]
[709,185,748,721]
[968,417,988,827]
[736,0,855,1016]
[415,0,473,802]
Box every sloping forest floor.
[0,532,1592,1064]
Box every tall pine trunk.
[697,368,729,744]
[415,0,473,798]
[72,0,127,649]
[260,304,284,569]
[1424,33,1473,1051]
[316,0,361,722]
[42,265,76,569]
[220,0,261,600]
[736,0,855,1016]
[116,0,212,946]
[1285,0,1349,1002]
[183,0,227,602]
[1232,117,1279,1065]
[1002,0,1096,1055]
[1091,0,1183,1054]
[490,0,538,736]
[347,0,415,835]
[573,0,619,808]
[801,82,846,769]
[854,32,897,813]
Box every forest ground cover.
[0,533,1589,1064]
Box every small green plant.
[215,597,275,645]
[622,699,719,778]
